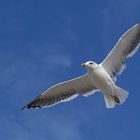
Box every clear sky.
[0,0,140,140]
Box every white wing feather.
[22,74,97,109]
[101,23,140,82]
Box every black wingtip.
[21,106,26,111]
[21,105,28,111]
[21,103,42,111]
[21,103,33,110]
[21,96,43,111]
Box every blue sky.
[0,0,140,140]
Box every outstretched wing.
[22,74,97,109]
[101,23,140,82]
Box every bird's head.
[81,61,98,71]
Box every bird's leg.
[111,95,120,103]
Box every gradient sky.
[0,0,140,140]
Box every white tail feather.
[104,94,116,108]
[104,86,129,108]
[114,86,129,104]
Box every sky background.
[0,0,140,140]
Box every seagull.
[22,23,140,110]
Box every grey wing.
[101,23,140,82]
[22,74,97,109]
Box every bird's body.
[88,64,114,96]
[22,23,140,110]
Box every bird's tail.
[104,86,129,108]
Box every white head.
[81,61,98,71]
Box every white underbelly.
[89,68,115,95]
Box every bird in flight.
[22,23,140,110]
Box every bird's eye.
[89,62,93,65]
